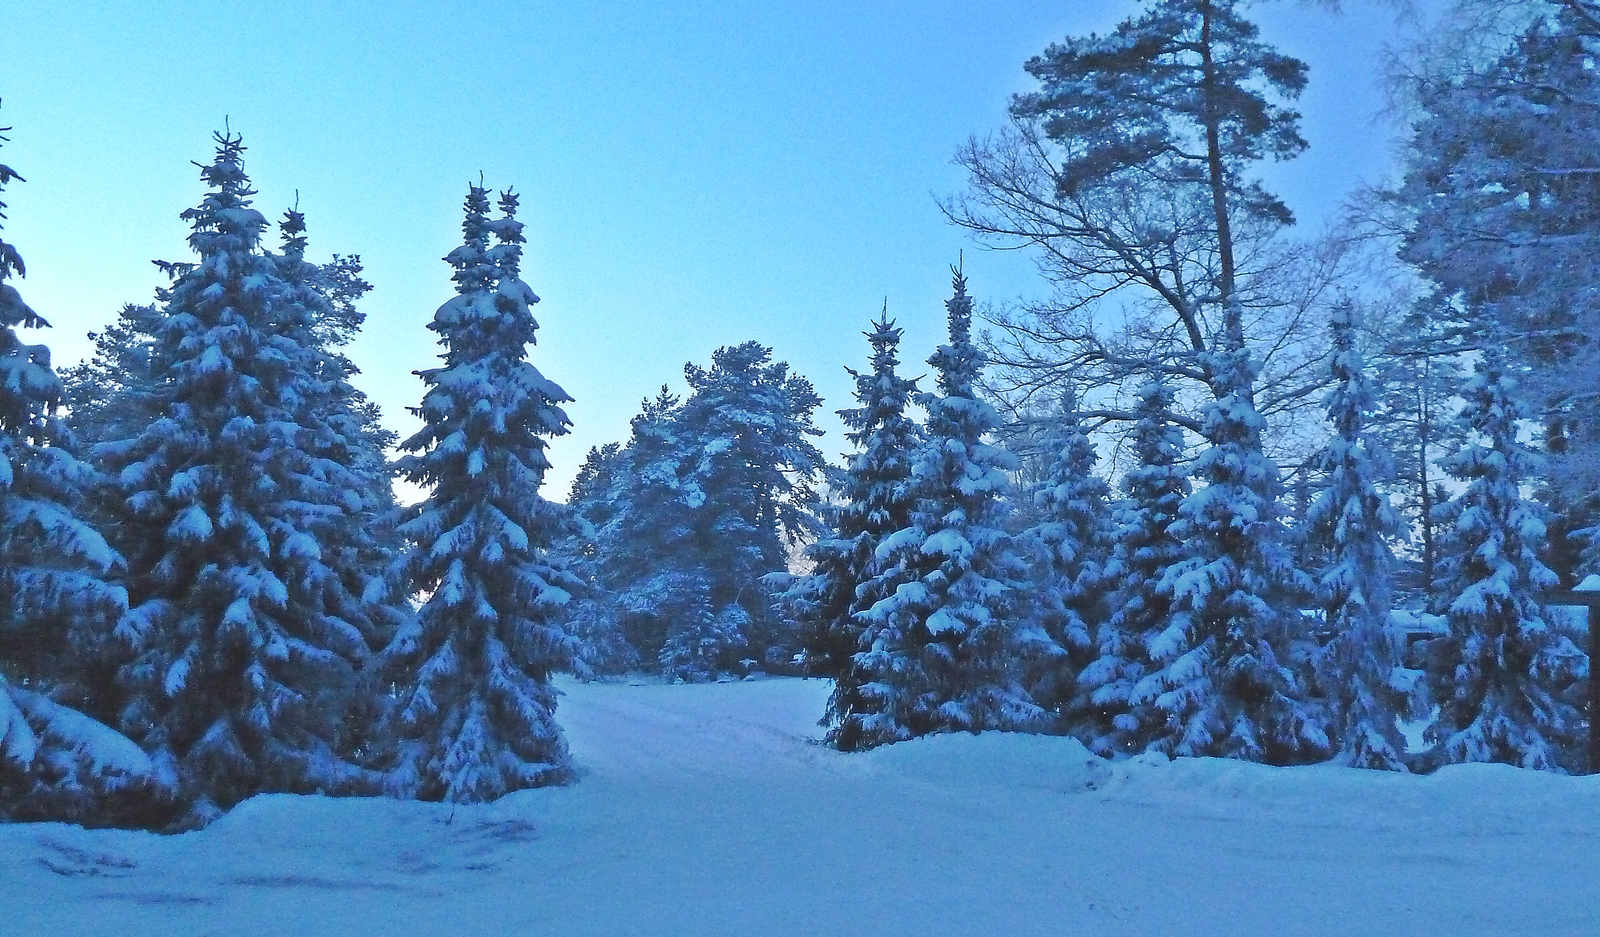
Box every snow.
[8,690,155,780]
[4,676,1597,935]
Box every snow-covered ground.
[4,677,1598,936]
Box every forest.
[4,0,1600,832]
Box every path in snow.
[3,677,1598,936]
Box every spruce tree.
[271,207,407,760]
[1073,378,1190,755]
[659,591,747,683]
[1,106,148,820]
[1307,304,1408,771]
[1021,389,1110,717]
[384,185,579,802]
[1138,347,1326,763]
[1426,349,1583,770]
[839,269,1048,750]
[98,133,380,821]
[793,311,921,736]
[59,303,164,465]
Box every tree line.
[5,0,1600,829]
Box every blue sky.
[2,1,1403,498]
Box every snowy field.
[3,677,1598,937]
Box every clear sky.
[1,1,1405,499]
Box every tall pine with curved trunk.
[1140,346,1324,764]
[794,311,921,742]
[384,185,579,803]
[99,133,384,821]
[1307,304,1408,771]
[952,0,1314,431]
[839,270,1048,750]
[1073,379,1190,755]
[1427,350,1583,771]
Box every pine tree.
[59,302,164,462]
[672,341,825,671]
[1,105,151,821]
[1307,304,1408,771]
[1021,389,1111,717]
[383,184,579,803]
[1426,349,1583,770]
[97,133,381,821]
[792,311,921,733]
[1137,346,1326,763]
[837,269,1048,750]
[1073,379,1191,755]
[953,0,1316,437]
[1396,7,1600,576]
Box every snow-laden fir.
[1141,344,1327,764]
[1305,303,1411,771]
[841,269,1052,748]
[90,134,400,825]
[0,109,147,823]
[787,310,921,749]
[1072,378,1192,757]
[1019,388,1111,718]
[1425,348,1584,770]
[564,343,823,682]
[381,185,580,803]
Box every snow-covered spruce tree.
[659,590,748,683]
[1136,346,1326,764]
[0,108,156,822]
[271,206,408,760]
[1020,388,1110,718]
[668,341,825,674]
[791,311,921,731]
[383,185,579,803]
[96,133,381,821]
[1072,378,1191,756]
[1425,349,1582,771]
[1306,304,1408,771]
[836,270,1049,750]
